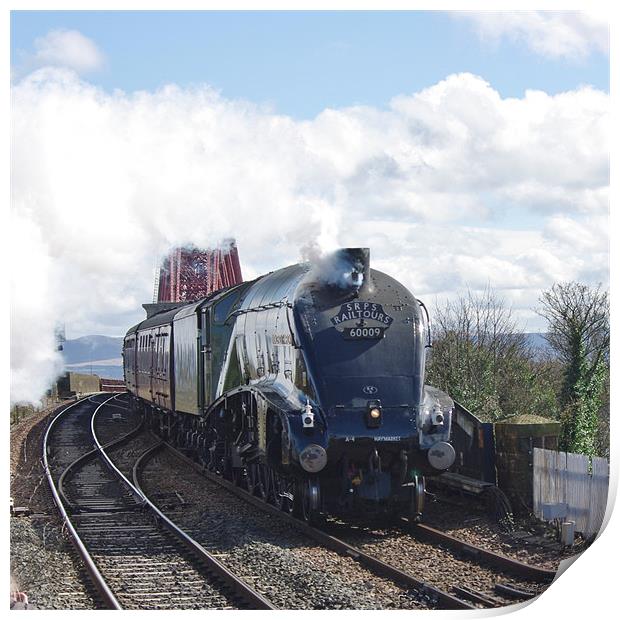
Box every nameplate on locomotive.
[330,302,393,340]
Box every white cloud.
[10,69,609,402]
[454,11,609,59]
[28,29,105,74]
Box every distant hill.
[524,333,552,356]
[62,335,124,365]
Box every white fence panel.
[533,448,608,539]
[551,450,566,508]
[586,457,610,538]
[534,449,567,520]
[565,452,589,532]
[533,448,544,516]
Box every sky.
[10,9,610,404]
[10,11,610,118]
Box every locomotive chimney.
[300,247,372,305]
[342,247,370,293]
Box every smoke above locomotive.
[123,248,455,521]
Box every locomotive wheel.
[246,463,260,495]
[247,463,271,501]
[232,466,246,487]
[409,475,425,522]
[271,469,295,514]
[297,478,322,524]
[222,460,234,482]
[244,465,255,494]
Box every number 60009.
[349,327,382,338]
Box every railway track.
[42,394,556,610]
[43,394,275,610]
[133,443,435,609]
[328,519,553,608]
[403,520,556,582]
[150,440,555,610]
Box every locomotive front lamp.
[431,410,445,426]
[366,401,382,428]
[302,400,315,429]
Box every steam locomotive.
[123,248,455,521]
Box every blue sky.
[11,11,609,119]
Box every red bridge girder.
[156,240,243,303]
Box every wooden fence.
[533,448,609,539]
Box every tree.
[596,371,611,459]
[427,288,556,422]
[537,282,610,456]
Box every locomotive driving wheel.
[232,466,247,488]
[247,463,271,501]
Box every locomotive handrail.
[284,301,301,349]
[417,299,433,348]
[226,298,291,320]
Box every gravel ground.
[136,447,429,610]
[10,400,97,609]
[11,404,59,509]
[10,518,96,609]
[325,518,551,606]
[422,493,588,571]
[10,397,583,610]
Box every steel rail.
[453,585,506,608]
[93,426,276,610]
[158,441,474,610]
[42,394,123,610]
[495,583,537,600]
[402,519,556,582]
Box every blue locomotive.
[123,248,455,521]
